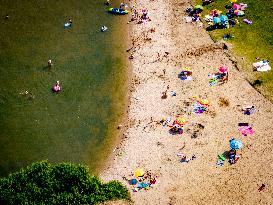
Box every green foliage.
[195,0,273,100]
[0,161,130,204]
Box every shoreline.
[101,0,273,204]
[98,7,135,175]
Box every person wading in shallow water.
[105,0,110,6]
[48,59,53,68]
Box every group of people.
[129,7,151,24]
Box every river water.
[0,0,129,176]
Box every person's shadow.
[206,25,216,31]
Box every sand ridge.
[101,0,273,204]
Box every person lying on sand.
[258,184,265,192]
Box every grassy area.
[195,0,273,100]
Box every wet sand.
[101,0,273,204]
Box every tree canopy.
[0,161,130,204]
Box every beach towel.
[192,101,208,114]
[253,60,271,72]
[257,65,271,72]
[244,108,255,115]
[185,17,192,23]
[204,15,213,22]
[239,126,254,136]
[216,159,224,167]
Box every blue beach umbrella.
[213,17,221,25]
[129,178,137,185]
[229,138,243,150]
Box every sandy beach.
[101,0,273,204]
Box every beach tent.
[213,17,221,25]
[220,15,228,23]
[135,168,145,177]
[229,138,243,150]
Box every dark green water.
[0,0,129,176]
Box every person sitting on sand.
[242,105,255,115]
[129,53,134,59]
[220,72,228,83]
[161,90,168,99]
[150,177,157,185]
[178,153,190,163]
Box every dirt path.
[101,0,273,204]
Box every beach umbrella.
[174,117,187,126]
[182,67,192,71]
[129,178,138,185]
[135,168,144,177]
[219,65,228,73]
[199,99,210,106]
[220,15,228,23]
[229,138,243,150]
[194,5,203,10]
[213,17,221,25]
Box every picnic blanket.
[253,60,271,72]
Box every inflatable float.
[108,8,129,15]
[101,26,108,32]
[52,81,61,93]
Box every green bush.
[0,161,130,204]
